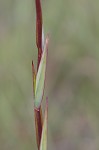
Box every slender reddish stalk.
[32,1,43,149]
[34,108,43,150]
[35,0,42,69]
[32,0,49,149]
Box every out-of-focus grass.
[0,0,99,150]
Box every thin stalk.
[32,1,48,149]
[35,0,42,69]
[34,107,43,150]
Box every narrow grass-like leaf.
[40,99,48,150]
[34,36,49,109]
[32,61,43,150]
[42,27,45,51]
[32,60,36,97]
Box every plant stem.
[34,107,43,150]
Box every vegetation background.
[0,0,99,149]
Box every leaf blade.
[34,36,49,109]
[40,99,48,150]
[32,60,36,97]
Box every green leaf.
[34,36,49,109]
[40,99,48,150]
[32,60,36,97]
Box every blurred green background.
[0,0,99,150]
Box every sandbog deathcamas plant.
[32,0,49,150]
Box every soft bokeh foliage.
[0,0,99,150]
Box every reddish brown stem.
[35,0,42,69]
[34,107,43,150]
[34,1,44,149]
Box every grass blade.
[34,36,49,109]
[32,60,36,97]
[40,99,48,150]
